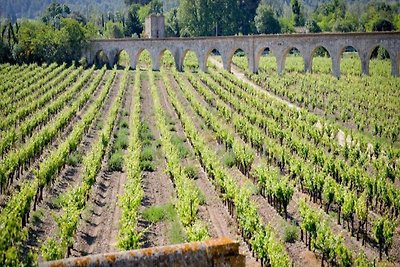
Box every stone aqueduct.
[86,32,400,77]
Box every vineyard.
[0,51,399,267]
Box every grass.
[223,151,236,168]
[67,152,82,166]
[171,135,189,159]
[114,128,129,151]
[142,204,175,223]
[31,208,44,224]
[140,160,155,172]
[108,151,124,172]
[141,146,154,161]
[96,121,103,130]
[50,195,64,209]
[283,223,299,243]
[183,165,198,180]
[139,121,156,171]
[142,203,186,244]
[119,118,129,128]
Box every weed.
[141,146,154,162]
[171,135,189,159]
[141,160,155,172]
[67,152,82,166]
[284,223,299,243]
[108,152,124,172]
[119,118,129,129]
[142,204,175,223]
[96,121,103,130]
[223,152,236,168]
[184,165,197,180]
[50,195,63,209]
[31,209,44,224]
[114,131,129,150]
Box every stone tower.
[145,14,165,38]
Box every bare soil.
[138,72,177,248]
[71,71,128,256]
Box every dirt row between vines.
[72,71,128,256]
[138,72,176,247]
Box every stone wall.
[40,237,245,267]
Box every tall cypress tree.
[125,5,143,37]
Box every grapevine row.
[162,69,291,267]
[41,67,126,260]
[182,69,396,260]
[0,66,95,158]
[0,67,114,266]
[117,70,144,250]
[0,67,105,194]
[150,69,209,241]
[0,63,61,113]
[0,64,79,132]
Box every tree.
[373,19,395,31]
[306,19,321,33]
[124,4,143,37]
[237,0,260,34]
[41,2,71,29]
[124,0,150,6]
[165,8,180,37]
[254,2,281,34]
[178,0,239,37]
[150,0,163,14]
[291,0,304,26]
[57,18,88,64]
[105,21,124,38]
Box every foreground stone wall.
[87,32,400,77]
[40,237,245,267]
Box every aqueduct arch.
[87,32,400,77]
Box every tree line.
[0,0,399,64]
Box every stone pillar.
[390,53,399,77]
[84,49,93,65]
[303,50,313,73]
[360,52,370,76]
[129,55,137,70]
[107,51,116,67]
[221,52,231,72]
[276,51,285,75]
[248,52,258,73]
[331,54,341,78]
[174,50,183,72]
[151,51,161,71]
[199,57,208,72]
